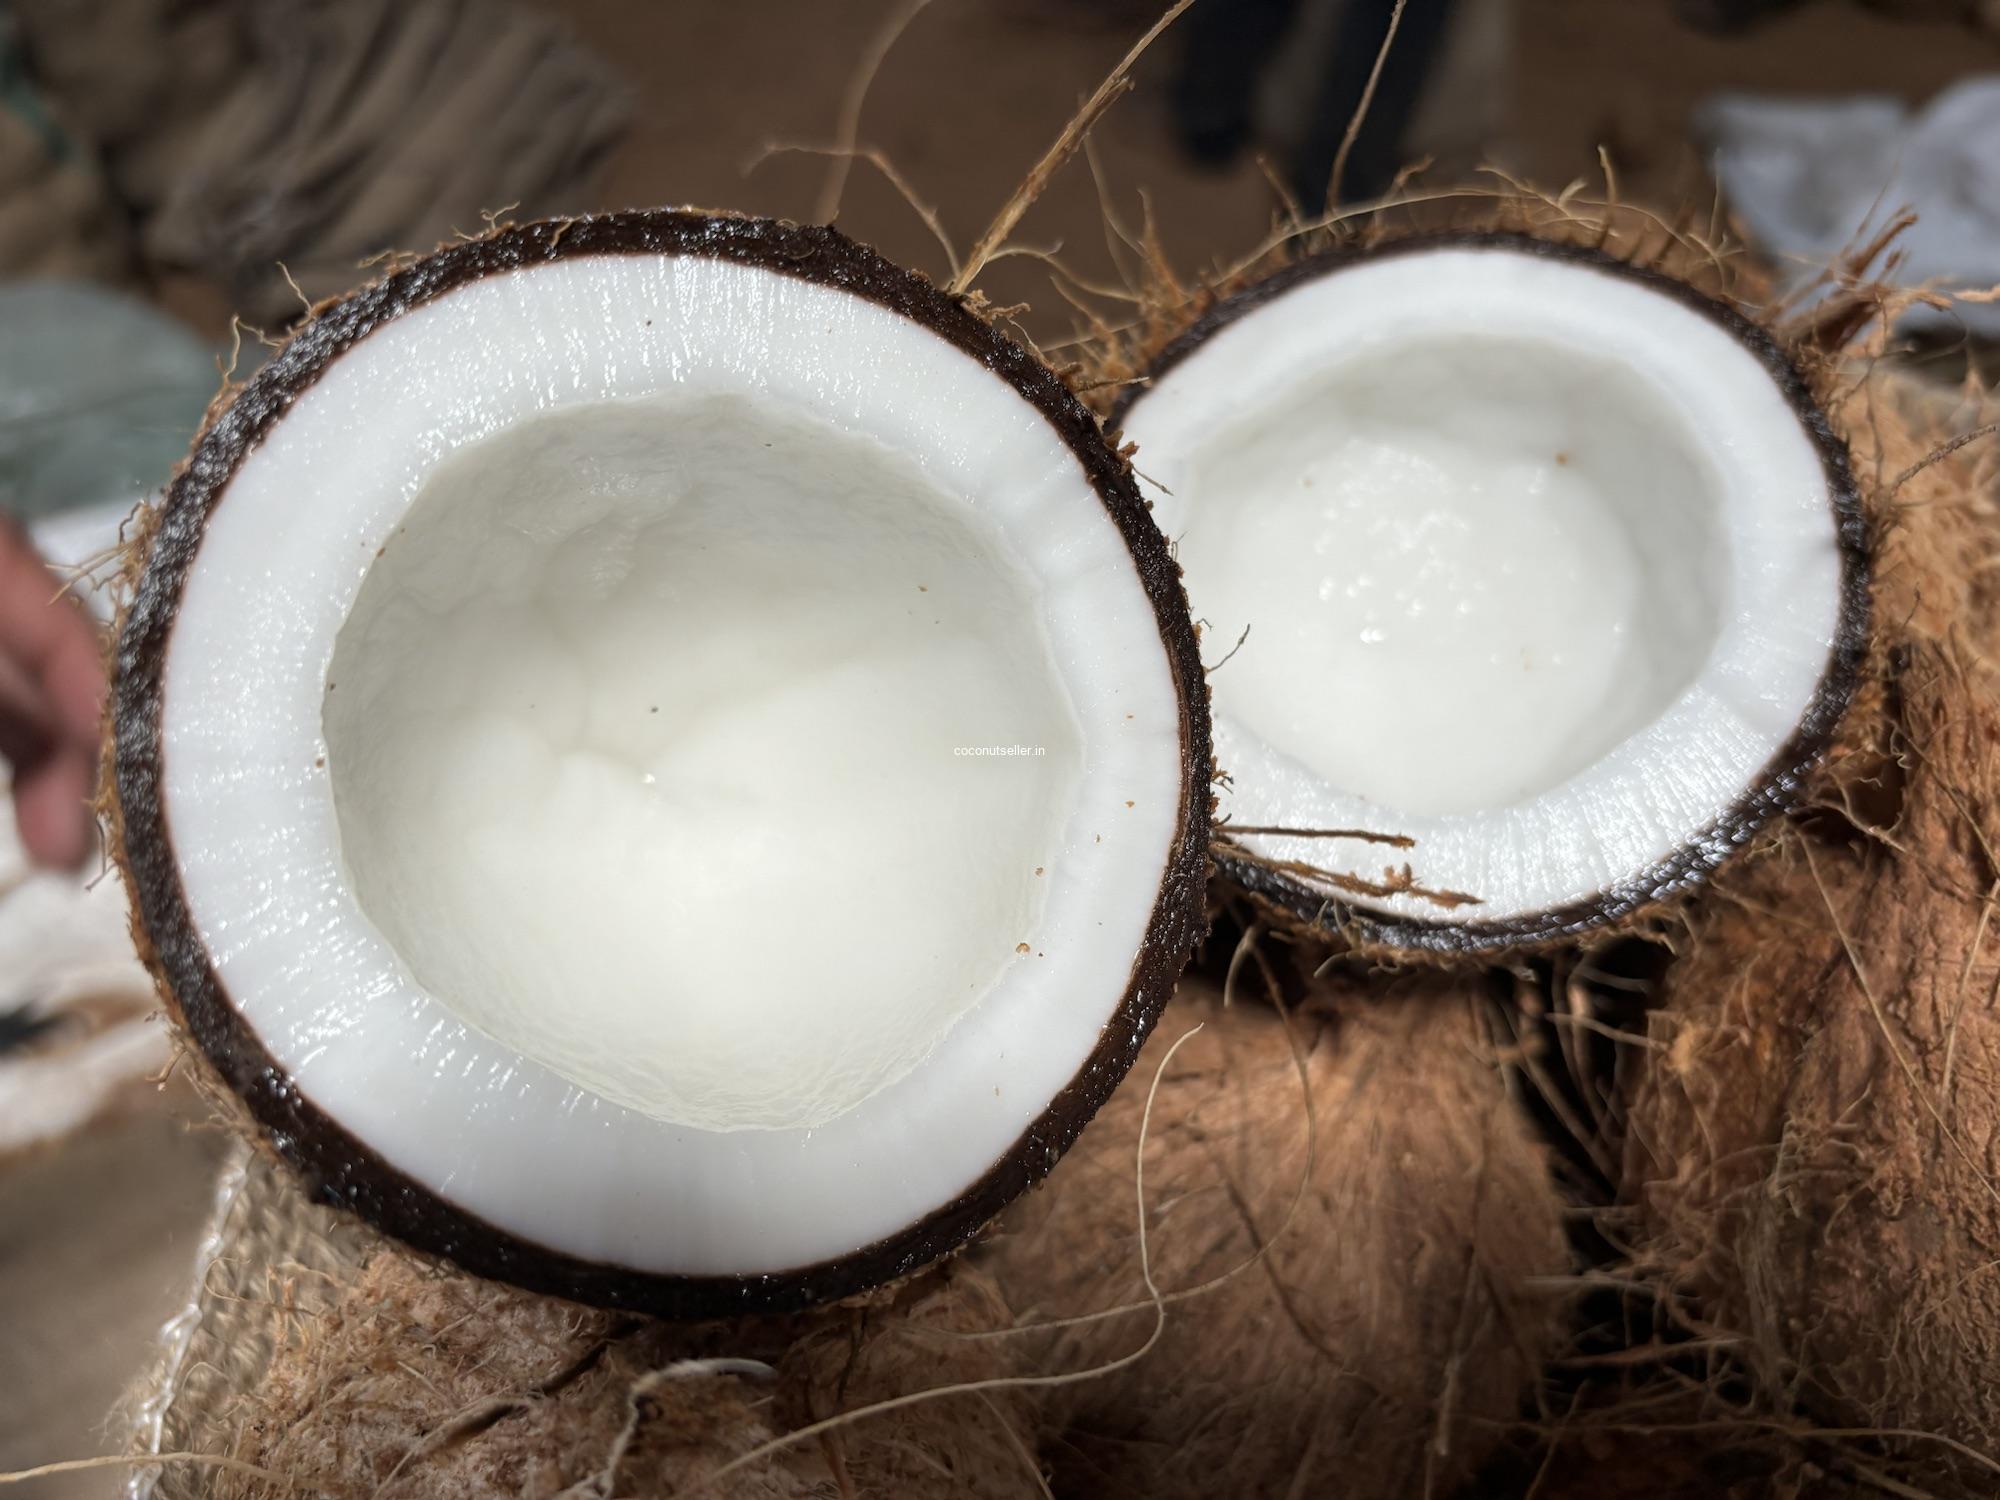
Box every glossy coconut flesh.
[157,251,1188,1276]
[1123,245,1847,927]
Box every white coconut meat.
[153,245,1190,1279]
[1121,242,1851,938]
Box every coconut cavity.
[1178,335,1721,815]
[1120,237,1859,943]
[325,393,1083,1131]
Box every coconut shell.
[1621,377,2000,1483]
[212,1249,1045,1500]
[977,972,1571,1498]
[1070,197,1877,964]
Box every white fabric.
[1701,78,2000,336]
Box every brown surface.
[0,1093,226,1500]
[512,0,1999,352]
[113,0,1997,345]
[1512,0,2000,207]
[520,0,1277,349]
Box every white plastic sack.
[1700,77,2000,336]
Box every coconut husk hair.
[1596,362,2000,1495]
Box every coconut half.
[1115,233,1866,953]
[113,211,1210,1315]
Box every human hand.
[0,516,107,869]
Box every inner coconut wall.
[325,393,1083,1131]
[156,252,1188,1273]
[1179,334,1723,816]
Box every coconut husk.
[228,1256,1040,1500]
[1514,1412,1837,1500]
[975,969,1571,1499]
[119,1145,1046,1500]
[1616,369,2000,1490]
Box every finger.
[12,745,95,870]
[0,594,98,870]
[0,517,106,743]
[40,613,107,753]
[0,644,57,771]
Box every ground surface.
[528,0,1995,348]
[0,1094,224,1499]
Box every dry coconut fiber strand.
[1613,368,2000,1494]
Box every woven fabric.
[12,0,631,323]
[120,1144,374,1500]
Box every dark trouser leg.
[1170,0,1306,168]
[1288,0,1457,214]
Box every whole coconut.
[980,971,1571,1498]
[1622,380,2000,1484]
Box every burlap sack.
[121,1145,371,1500]
[12,0,630,323]
[0,12,129,283]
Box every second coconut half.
[1114,232,1868,956]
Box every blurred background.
[1,0,1997,1493]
